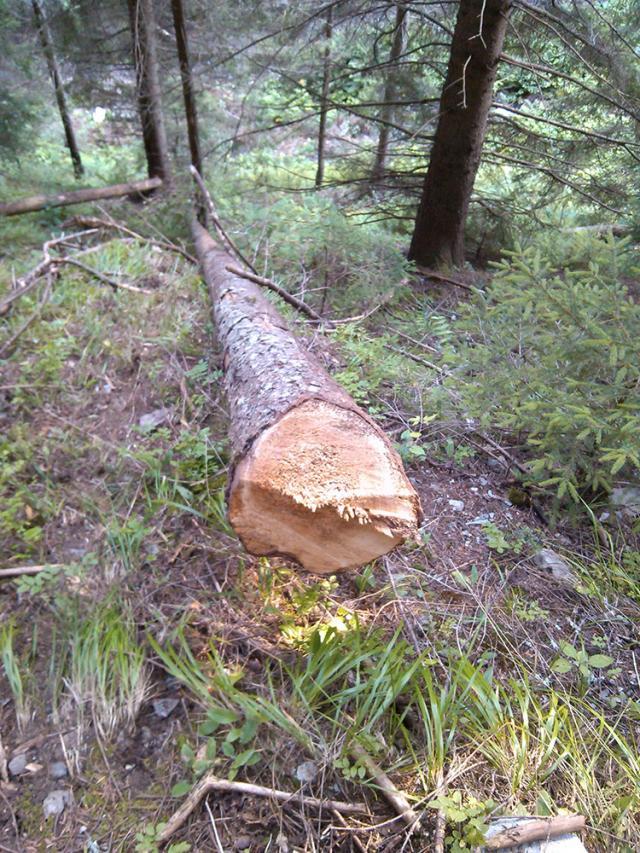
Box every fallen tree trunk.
[193,221,421,573]
[0,177,162,217]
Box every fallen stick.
[225,264,324,323]
[0,733,8,784]
[157,773,369,844]
[58,257,154,294]
[0,564,64,579]
[350,743,420,829]
[433,769,446,853]
[0,279,52,358]
[189,166,257,273]
[413,267,479,294]
[332,809,367,853]
[0,228,98,316]
[62,216,197,264]
[0,177,162,217]
[485,815,586,850]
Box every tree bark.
[315,7,333,188]
[171,0,205,222]
[0,177,162,217]
[408,0,511,268]
[192,222,421,573]
[31,0,84,179]
[128,0,172,184]
[371,4,408,182]
[485,815,586,850]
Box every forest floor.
[1,209,639,852]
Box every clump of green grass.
[0,620,31,733]
[57,598,151,741]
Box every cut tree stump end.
[229,400,421,573]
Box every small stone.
[294,760,318,784]
[138,407,172,432]
[533,548,577,587]
[43,788,72,819]
[152,697,179,719]
[49,761,68,780]
[611,487,640,519]
[235,836,252,850]
[8,754,27,776]
[448,499,465,512]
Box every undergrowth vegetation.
[2,134,640,850]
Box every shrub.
[446,234,640,505]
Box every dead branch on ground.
[225,264,324,323]
[157,774,370,845]
[0,177,162,217]
[0,564,64,579]
[350,743,420,829]
[486,815,586,849]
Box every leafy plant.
[427,791,495,851]
[134,822,191,853]
[551,641,614,691]
[444,235,640,511]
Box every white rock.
[611,487,640,518]
[43,789,72,819]
[8,754,27,776]
[152,697,179,719]
[448,499,465,511]
[139,407,172,432]
[533,549,577,587]
[294,760,318,783]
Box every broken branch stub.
[192,221,421,573]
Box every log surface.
[0,177,162,217]
[193,221,421,572]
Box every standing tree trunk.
[31,0,84,179]
[408,0,510,268]
[171,0,205,221]
[192,222,421,573]
[371,4,408,182]
[128,0,172,184]
[315,7,333,188]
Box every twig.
[0,278,52,358]
[58,257,154,294]
[385,343,445,374]
[189,166,257,273]
[0,732,8,784]
[350,743,420,829]
[433,769,446,853]
[204,798,225,853]
[0,563,64,579]
[486,815,586,849]
[157,773,369,844]
[62,216,197,264]
[413,267,480,294]
[0,229,98,316]
[332,809,367,853]
[225,264,324,323]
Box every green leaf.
[204,706,239,728]
[588,654,614,669]
[180,743,195,763]
[171,780,192,798]
[551,657,572,674]
[559,642,578,659]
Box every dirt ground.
[1,235,639,852]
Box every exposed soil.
[1,238,639,852]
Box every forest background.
[1,1,640,851]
